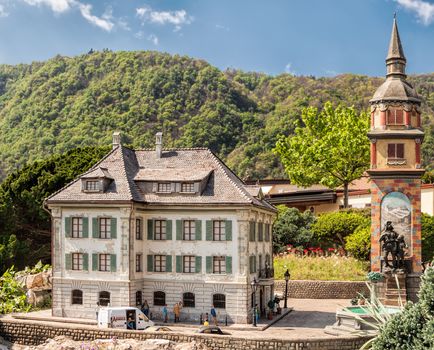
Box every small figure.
[254,304,259,324]
[162,304,168,323]
[174,302,181,323]
[210,305,218,326]
[127,316,135,330]
[204,312,209,326]
[141,300,150,318]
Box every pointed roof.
[386,16,406,62]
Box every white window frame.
[213,220,225,241]
[154,220,166,240]
[181,182,195,193]
[154,255,166,272]
[72,253,83,271]
[213,256,226,274]
[99,218,111,239]
[99,254,110,272]
[183,220,195,241]
[71,217,83,238]
[157,183,171,193]
[183,255,195,273]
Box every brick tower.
[368,16,424,280]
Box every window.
[183,220,195,240]
[71,290,83,305]
[99,218,111,239]
[265,224,270,242]
[72,253,83,271]
[183,256,195,273]
[213,294,226,309]
[387,109,404,125]
[85,180,99,191]
[155,220,166,240]
[181,183,195,193]
[183,292,195,307]
[259,255,263,271]
[136,254,142,272]
[249,222,256,241]
[154,255,166,272]
[136,219,142,240]
[136,291,142,306]
[213,220,225,241]
[71,218,83,238]
[387,143,405,159]
[157,183,171,193]
[154,291,166,306]
[213,256,226,274]
[99,291,110,306]
[258,223,263,241]
[249,256,256,273]
[99,254,110,272]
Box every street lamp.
[284,269,290,309]
[251,278,258,326]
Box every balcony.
[258,267,274,279]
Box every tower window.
[387,143,404,159]
[387,110,404,125]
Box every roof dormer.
[81,167,114,193]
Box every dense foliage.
[0,267,31,314]
[272,206,316,252]
[274,102,370,207]
[345,224,371,260]
[0,51,434,182]
[372,267,434,349]
[421,213,434,262]
[311,210,369,247]
[0,146,109,273]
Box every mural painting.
[381,191,411,245]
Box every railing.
[258,267,274,279]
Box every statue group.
[379,221,408,272]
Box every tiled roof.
[81,167,113,179]
[46,146,275,212]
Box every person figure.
[96,301,100,321]
[162,304,168,323]
[397,234,408,269]
[127,316,135,330]
[174,302,180,323]
[141,300,150,318]
[255,304,259,324]
[210,305,218,326]
[379,221,399,269]
[204,312,209,326]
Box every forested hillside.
[0,50,433,181]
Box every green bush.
[272,206,316,253]
[345,224,371,260]
[0,267,31,314]
[422,213,434,263]
[311,210,368,247]
[371,266,434,349]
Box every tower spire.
[386,15,406,77]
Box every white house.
[45,132,276,324]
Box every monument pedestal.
[377,272,421,306]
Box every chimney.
[112,131,121,150]
[155,132,163,158]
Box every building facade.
[45,133,276,324]
[367,17,424,273]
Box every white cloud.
[22,0,115,31]
[23,0,72,13]
[136,5,192,30]
[215,24,230,31]
[0,4,9,17]
[134,30,144,39]
[285,63,296,75]
[395,0,434,25]
[147,34,159,45]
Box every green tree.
[422,213,434,263]
[272,206,316,252]
[311,210,368,247]
[274,102,370,207]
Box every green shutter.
[92,218,99,238]
[195,256,202,273]
[195,220,202,240]
[65,253,72,270]
[166,220,172,240]
[82,218,89,238]
[83,253,89,271]
[147,220,154,240]
[176,220,182,240]
[110,254,117,272]
[206,256,212,274]
[226,256,232,274]
[147,255,154,272]
[92,253,98,271]
[65,217,71,237]
[206,220,213,241]
[176,255,182,273]
[166,255,172,272]
[110,218,117,239]
[225,220,232,241]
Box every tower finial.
[386,16,406,77]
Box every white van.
[97,307,154,330]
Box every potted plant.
[367,272,384,303]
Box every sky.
[0,0,434,77]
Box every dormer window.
[387,143,406,165]
[181,183,195,193]
[387,109,404,125]
[157,183,171,193]
[85,180,100,192]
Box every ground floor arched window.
[183,292,195,307]
[213,294,225,309]
[154,291,166,306]
[71,289,83,305]
[99,291,110,306]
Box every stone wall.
[274,280,369,299]
[0,318,372,350]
